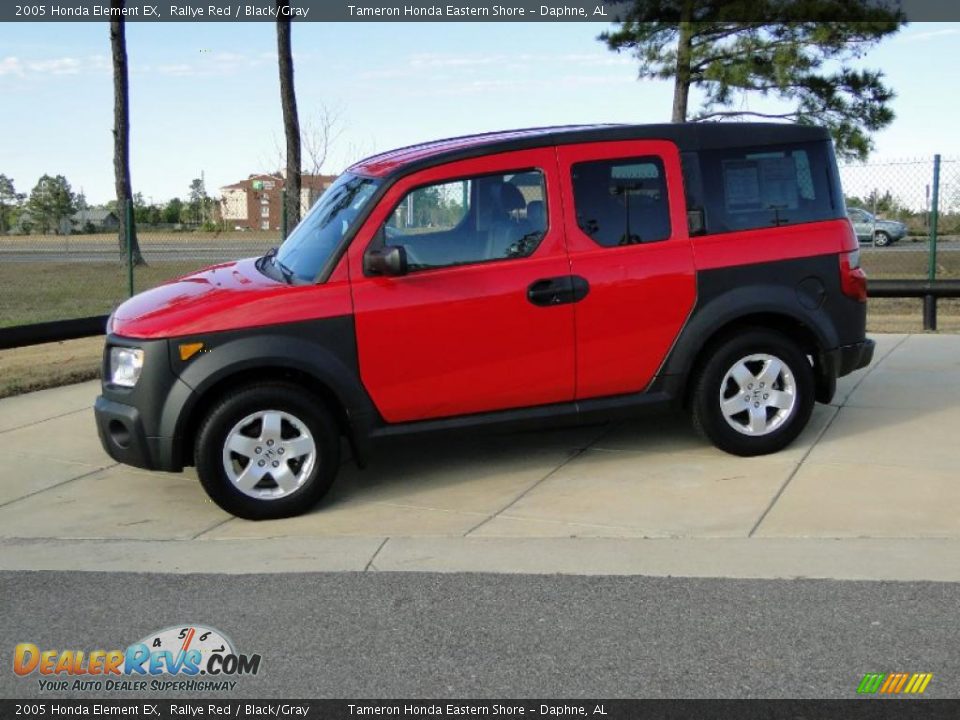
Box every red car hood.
[111,257,352,339]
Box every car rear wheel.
[873,230,891,247]
[691,329,814,456]
[195,382,340,519]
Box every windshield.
[270,173,380,283]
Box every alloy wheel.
[221,409,317,500]
[718,353,797,436]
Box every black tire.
[873,231,891,247]
[690,329,815,457]
[194,382,340,519]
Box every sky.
[0,20,958,205]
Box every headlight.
[109,347,144,387]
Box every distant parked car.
[847,207,907,247]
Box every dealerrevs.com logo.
[14,625,262,693]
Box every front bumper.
[94,396,179,471]
[94,335,187,473]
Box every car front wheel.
[873,231,891,247]
[195,383,340,519]
[691,330,814,456]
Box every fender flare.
[158,334,378,461]
[659,284,840,381]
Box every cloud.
[898,27,960,43]
[556,52,633,67]
[0,57,24,76]
[0,54,113,78]
[26,57,81,74]
[358,68,413,80]
[409,52,508,68]
[403,50,633,73]
[155,63,195,77]
[86,54,111,73]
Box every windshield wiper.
[275,259,296,285]
[256,246,278,272]
[255,246,295,284]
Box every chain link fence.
[838,156,959,277]
[1,156,957,334]
[838,155,960,331]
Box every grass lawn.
[0,336,103,399]
[1,243,958,398]
[860,246,960,279]
[3,245,956,327]
[0,230,277,247]
[0,261,202,328]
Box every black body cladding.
[96,316,374,472]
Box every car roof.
[347,122,832,179]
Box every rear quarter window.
[697,140,843,234]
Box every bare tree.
[301,104,343,177]
[110,5,144,264]
[265,104,343,179]
[276,1,301,233]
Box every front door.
[556,140,697,400]
[348,149,577,424]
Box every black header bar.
[3,0,959,22]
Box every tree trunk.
[671,5,694,122]
[277,2,301,235]
[110,7,144,265]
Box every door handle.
[527,276,590,307]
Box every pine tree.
[601,0,904,160]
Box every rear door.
[556,140,696,400]
[348,149,577,424]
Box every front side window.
[571,157,671,246]
[271,173,380,283]
[380,170,547,273]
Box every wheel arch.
[163,334,377,470]
[659,286,839,407]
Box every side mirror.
[364,245,408,277]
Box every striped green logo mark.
[858,672,933,694]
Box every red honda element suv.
[95,124,874,519]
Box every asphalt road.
[2,571,957,699]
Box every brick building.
[220,172,337,231]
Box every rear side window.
[697,140,842,233]
[571,157,671,246]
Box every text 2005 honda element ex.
[95,124,874,519]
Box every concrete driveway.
[1,333,959,580]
